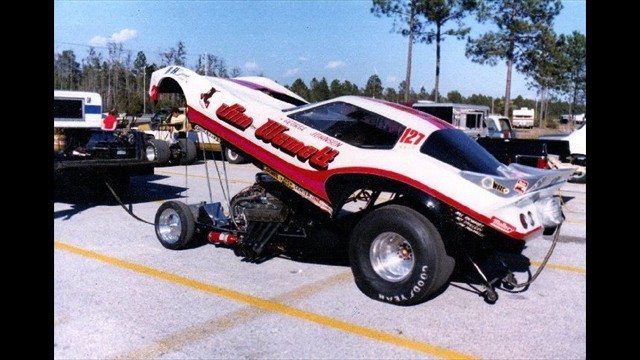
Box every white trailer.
[512,108,535,128]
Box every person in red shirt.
[102,109,118,131]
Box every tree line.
[371,0,585,124]
[53,0,585,124]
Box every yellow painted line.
[55,241,476,360]
[155,169,254,184]
[562,220,585,225]
[531,261,585,274]
[121,272,353,359]
[54,314,70,327]
[562,207,585,215]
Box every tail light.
[537,158,548,169]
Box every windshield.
[420,129,503,176]
[485,118,497,131]
[288,102,406,149]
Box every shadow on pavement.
[54,174,188,220]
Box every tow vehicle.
[54,90,154,195]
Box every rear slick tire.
[146,139,171,166]
[176,138,197,165]
[348,204,454,306]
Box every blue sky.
[54,0,586,100]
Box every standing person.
[102,109,118,131]
[168,107,187,131]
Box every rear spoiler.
[460,164,575,198]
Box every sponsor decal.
[216,103,253,130]
[490,217,516,233]
[164,66,190,81]
[514,179,529,194]
[481,177,509,195]
[309,131,343,147]
[200,87,217,108]
[281,118,307,131]
[453,210,485,237]
[255,119,339,170]
[262,166,333,214]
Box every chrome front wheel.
[155,201,195,250]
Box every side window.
[499,118,512,131]
[485,118,497,131]
[289,102,406,149]
[54,98,84,121]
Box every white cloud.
[298,56,308,62]
[284,68,300,77]
[325,60,345,69]
[89,28,138,47]
[244,61,259,71]
[111,29,137,43]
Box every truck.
[54,90,155,195]
[412,101,489,137]
[476,136,571,170]
[512,107,535,128]
[412,102,516,139]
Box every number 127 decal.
[399,128,426,145]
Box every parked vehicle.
[53,90,154,195]
[412,103,516,139]
[477,136,570,169]
[540,124,586,183]
[512,108,535,128]
[147,66,573,305]
[485,114,517,139]
[560,113,586,125]
[412,101,489,137]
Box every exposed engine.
[230,184,289,230]
[212,173,296,259]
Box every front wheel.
[348,205,454,306]
[155,201,196,250]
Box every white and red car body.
[150,66,571,243]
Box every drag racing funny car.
[148,66,573,305]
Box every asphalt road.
[54,160,586,359]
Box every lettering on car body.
[216,103,254,130]
[255,119,339,170]
[490,217,516,233]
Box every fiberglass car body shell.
[149,66,571,244]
